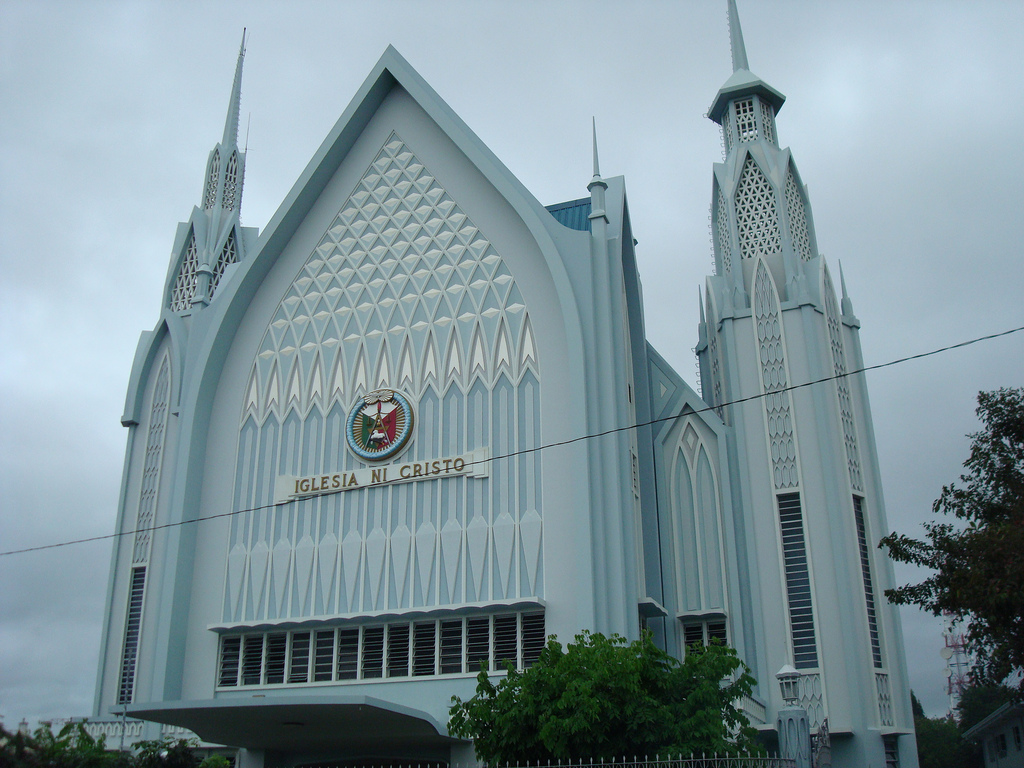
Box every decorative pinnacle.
[699,289,706,324]
[727,0,749,72]
[222,29,247,147]
[591,117,602,180]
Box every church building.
[91,3,918,766]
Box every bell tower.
[696,2,918,765]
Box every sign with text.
[275,449,489,503]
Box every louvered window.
[413,622,436,676]
[216,611,545,687]
[386,624,410,678]
[681,620,728,656]
[362,627,385,679]
[854,496,883,667]
[287,632,310,683]
[778,493,819,669]
[314,630,335,682]
[336,629,359,680]
[116,567,147,705]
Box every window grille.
[217,611,545,687]
[204,150,220,210]
[822,269,863,491]
[116,567,146,705]
[735,98,757,142]
[169,231,199,311]
[735,156,781,259]
[760,100,776,145]
[753,263,797,489]
[778,493,819,669]
[133,357,170,564]
[715,189,732,277]
[209,230,237,299]
[784,171,813,262]
[723,111,735,152]
[854,497,883,668]
[223,151,239,211]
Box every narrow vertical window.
[313,630,335,682]
[466,617,490,672]
[386,624,410,677]
[241,635,265,685]
[778,493,819,669]
[336,628,359,680]
[361,627,384,679]
[521,613,546,668]
[218,636,241,687]
[413,622,437,676]
[265,633,287,684]
[440,620,464,674]
[286,632,309,683]
[493,615,518,669]
[854,496,883,667]
[116,567,147,705]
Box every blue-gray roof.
[546,197,591,231]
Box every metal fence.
[487,758,795,768]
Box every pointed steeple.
[169,31,250,312]
[201,30,248,214]
[727,0,749,72]
[588,118,608,226]
[708,0,785,125]
[839,261,856,317]
[221,30,246,148]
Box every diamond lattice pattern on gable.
[735,156,781,260]
[249,132,535,418]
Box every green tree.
[880,387,1024,693]
[0,721,132,768]
[448,630,760,764]
[131,738,200,768]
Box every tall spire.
[708,0,784,125]
[591,117,602,180]
[727,0,749,72]
[222,29,246,148]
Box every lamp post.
[776,665,811,768]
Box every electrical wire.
[2,324,1021,558]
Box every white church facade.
[90,4,918,766]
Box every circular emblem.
[345,389,414,462]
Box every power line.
[2,324,1021,559]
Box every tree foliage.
[0,724,204,768]
[448,630,760,764]
[880,387,1024,693]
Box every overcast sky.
[1,0,1022,728]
